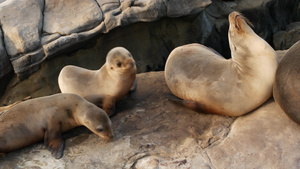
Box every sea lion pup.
[58,47,137,116]
[0,93,114,159]
[273,40,300,125]
[164,11,278,116]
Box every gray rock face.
[0,29,11,78]
[43,0,103,35]
[0,0,212,80]
[273,21,300,50]
[1,71,300,168]
[0,0,299,81]
[0,0,45,79]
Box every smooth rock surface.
[1,71,300,168]
[43,0,103,35]
[0,0,45,78]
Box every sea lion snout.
[99,132,114,141]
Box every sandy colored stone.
[0,72,234,168]
[1,71,300,168]
[206,99,300,168]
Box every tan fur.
[164,11,278,116]
[0,93,113,159]
[58,47,137,116]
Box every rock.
[165,0,212,17]
[0,16,215,102]
[0,0,212,80]
[276,50,288,61]
[273,21,300,50]
[1,71,300,168]
[0,28,12,78]
[43,0,103,35]
[0,0,45,79]
[206,99,300,168]
[0,0,299,82]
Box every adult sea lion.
[0,93,114,159]
[58,47,137,116]
[273,40,300,125]
[164,11,278,116]
[0,96,31,112]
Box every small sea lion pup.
[0,93,114,159]
[273,40,300,125]
[58,47,137,116]
[164,11,278,116]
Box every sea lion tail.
[166,94,205,113]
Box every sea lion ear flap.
[44,130,65,159]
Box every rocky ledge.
[1,71,300,169]
[0,0,299,81]
[0,0,211,80]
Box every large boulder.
[0,0,299,81]
[273,22,300,50]
[43,0,103,35]
[0,72,300,168]
[0,28,11,78]
[0,0,212,80]
[0,0,44,80]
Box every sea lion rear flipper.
[44,130,65,159]
[166,94,205,113]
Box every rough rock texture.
[0,0,299,82]
[43,0,103,35]
[273,21,300,50]
[0,28,11,78]
[0,0,44,79]
[0,0,211,80]
[1,71,300,168]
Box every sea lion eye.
[116,62,122,67]
[97,127,103,132]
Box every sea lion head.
[81,105,114,141]
[106,47,137,76]
[228,11,256,60]
[228,11,254,35]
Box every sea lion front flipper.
[44,130,65,159]
[103,96,116,116]
[166,94,206,113]
[130,79,137,92]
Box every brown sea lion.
[58,47,137,116]
[164,11,278,116]
[273,40,300,125]
[0,93,114,159]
